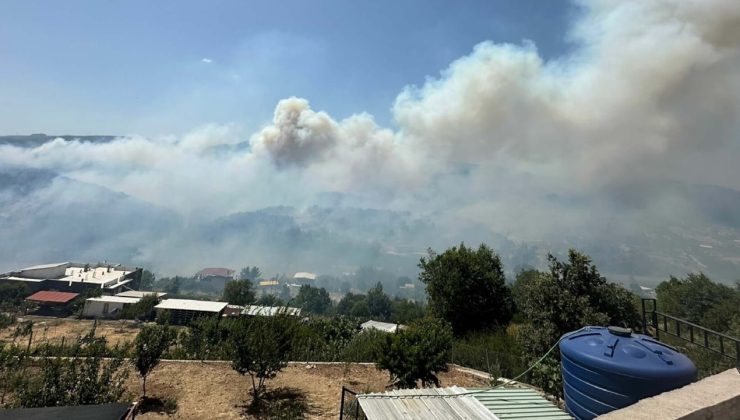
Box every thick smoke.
[1,0,739,281]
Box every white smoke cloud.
[1,0,739,278]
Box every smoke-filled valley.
[2,0,740,285]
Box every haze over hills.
[1,136,739,285]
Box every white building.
[116,290,167,299]
[154,299,228,325]
[0,262,141,294]
[83,296,141,318]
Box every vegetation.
[419,243,513,335]
[376,318,453,388]
[132,324,176,398]
[228,316,296,401]
[120,294,159,321]
[223,279,257,305]
[8,326,129,408]
[513,250,641,396]
[0,283,29,312]
[293,285,332,315]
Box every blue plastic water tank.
[559,326,697,419]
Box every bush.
[376,318,453,388]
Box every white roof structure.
[361,320,404,333]
[154,299,228,313]
[242,305,301,317]
[86,296,141,304]
[22,262,69,270]
[116,290,167,298]
[293,272,317,280]
[357,386,497,420]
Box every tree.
[222,279,256,306]
[367,283,392,320]
[655,273,738,331]
[336,293,366,316]
[293,285,332,315]
[132,325,175,398]
[390,299,426,324]
[239,266,262,281]
[120,294,159,321]
[228,316,295,400]
[418,243,513,335]
[514,250,640,397]
[139,270,155,291]
[0,283,28,312]
[255,294,284,307]
[376,318,453,388]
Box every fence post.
[339,386,345,420]
[641,299,648,334]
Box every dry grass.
[127,361,489,419]
[0,317,144,348]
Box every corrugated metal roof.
[22,262,69,270]
[154,299,228,312]
[293,272,317,280]
[87,296,141,304]
[242,305,301,317]
[116,290,167,298]
[470,388,572,420]
[357,386,498,420]
[196,268,235,278]
[25,290,79,303]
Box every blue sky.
[0,0,574,136]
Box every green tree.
[239,266,262,281]
[120,294,159,321]
[294,285,332,315]
[336,293,366,316]
[0,283,28,312]
[390,299,426,324]
[376,318,453,388]
[655,274,739,332]
[515,250,640,397]
[222,279,256,305]
[256,294,285,307]
[367,282,392,320]
[228,316,295,400]
[139,270,156,291]
[132,325,175,398]
[419,243,513,335]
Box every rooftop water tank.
[560,326,697,419]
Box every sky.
[1,0,739,280]
[0,0,573,136]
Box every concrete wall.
[598,369,740,420]
[82,300,128,318]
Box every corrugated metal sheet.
[470,388,572,420]
[25,291,79,303]
[154,299,228,312]
[241,305,301,317]
[357,386,498,420]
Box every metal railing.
[641,298,739,366]
[339,386,363,420]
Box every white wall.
[82,300,127,318]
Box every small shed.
[360,320,404,333]
[25,291,79,316]
[83,296,141,318]
[154,299,228,325]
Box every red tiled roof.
[196,268,235,278]
[25,290,79,304]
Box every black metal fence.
[339,386,364,420]
[641,298,739,366]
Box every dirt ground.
[0,317,144,347]
[127,361,490,419]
